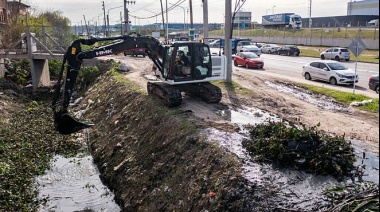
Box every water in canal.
[35,153,121,211]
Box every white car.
[261,44,280,54]
[302,60,359,85]
[320,47,350,61]
[238,45,262,56]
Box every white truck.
[262,13,302,29]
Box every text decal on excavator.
[71,47,76,55]
[96,50,113,56]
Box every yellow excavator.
[52,33,227,134]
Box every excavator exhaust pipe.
[54,111,94,135]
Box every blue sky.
[25,0,351,25]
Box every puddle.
[203,105,379,210]
[218,106,281,133]
[265,81,346,111]
[35,154,121,212]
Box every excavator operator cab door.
[169,42,212,82]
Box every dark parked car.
[369,75,379,94]
[277,45,300,56]
[124,49,147,57]
[234,52,264,69]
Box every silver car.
[302,60,358,85]
[320,47,350,62]
[261,44,280,54]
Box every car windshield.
[326,62,348,70]
[240,41,253,46]
[243,53,259,58]
[340,49,349,52]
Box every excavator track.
[147,82,182,107]
[182,82,222,103]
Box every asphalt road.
[230,52,379,98]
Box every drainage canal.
[35,135,121,211]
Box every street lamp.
[107,6,123,37]
[272,5,276,14]
[266,9,270,15]
[170,3,186,34]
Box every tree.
[229,0,247,39]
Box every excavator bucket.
[54,112,94,135]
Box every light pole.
[107,6,123,37]
[272,5,276,14]
[266,9,270,15]
[170,3,186,34]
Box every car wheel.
[304,73,311,80]
[234,60,238,66]
[335,56,340,61]
[268,50,272,54]
[245,63,249,69]
[345,59,349,62]
[287,51,290,56]
[376,86,379,94]
[329,77,337,85]
[278,51,280,55]
[296,53,300,56]
[321,55,325,60]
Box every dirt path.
[109,55,379,153]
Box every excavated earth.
[1,55,378,211]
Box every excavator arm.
[52,33,168,134]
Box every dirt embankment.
[75,54,379,211]
[79,71,274,211]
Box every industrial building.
[302,0,379,28]
[347,0,379,16]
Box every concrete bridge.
[0,24,65,91]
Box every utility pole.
[189,0,194,40]
[83,15,90,36]
[102,1,106,36]
[203,0,209,42]
[124,0,136,35]
[166,0,169,41]
[308,0,312,28]
[225,0,232,83]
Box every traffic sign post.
[348,36,366,94]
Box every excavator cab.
[166,42,212,82]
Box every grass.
[298,46,379,63]
[299,83,379,113]
[209,28,379,40]
[212,80,255,96]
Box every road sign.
[348,36,366,57]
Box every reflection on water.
[36,155,120,212]
[218,106,281,133]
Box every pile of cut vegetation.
[243,122,359,179]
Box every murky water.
[203,106,379,210]
[35,154,121,212]
[265,81,346,111]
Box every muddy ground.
[74,55,378,211]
